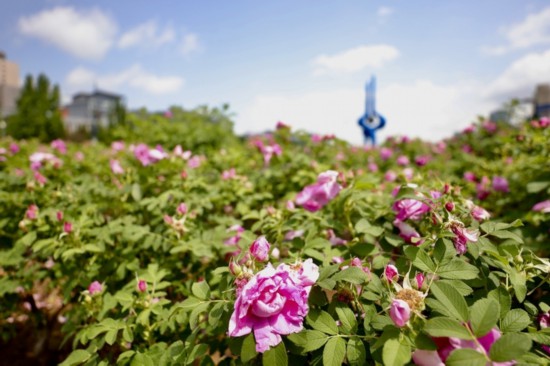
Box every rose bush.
[0,110,548,365]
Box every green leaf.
[469,298,499,337]
[131,353,155,366]
[131,183,142,201]
[382,338,411,366]
[335,304,357,334]
[424,318,473,339]
[405,246,436,273]
[59,350,92,366]
[322,337,347,366]
[488,286,511,318]
[176,297,203,312]
[446,348,487,366]
[526,181,549,193]
[241,333,258,363]
[489,333,532,362]
[104,328,118,345]
[331,267,368,285]
[191,281,211,300]
[287,330,328,352]
[306,309,338,335]
[262,341,288,366]
[346,336,366,366]
[430,282,469,322]
[509,269,527,302]
[355,219,384,237]
[437,259,479,280]
[501,309,531,332]
[490,230,523,244]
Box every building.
[0,52,20,117]
[63,90,125,135]
[534,84,550,118]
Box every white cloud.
[312,45,399,76]
[65,64,184,95]
[377,6,394,18]
[118,20,175,49]
[18,6,117,60]
[483,49,550,100]
[485,7,550,54]
[237,80,491,144]
[180,33,200,56]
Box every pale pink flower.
[403,168,414,180]
[34,171,47,185]
[385,170,397,182]
[29,152,61,171]
[51,139,67,154]
[284,230,304,241]
[327,229,347,246]
[471,205,491,221]
[111,141,125,152]
[380,147,393,161]
[187,155,201,168]
[26,204,38,220]
[311,134,323,143]
[250,236,270,262]
[368,162,378,172]
[397,155,409,166]
[390,299,410,327]
[110,159,124,174]
[532,200,550,213]
[228,259,319,353]
[286,200,295,210]
[295,170,341,212]
[88,281,102,295]
[222,168,236,180]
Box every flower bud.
[229,261,242,277]
[384,264,399,282]
[63,221,72,233]
[88,281,102,295]
[415,273,425,289]
[176,203,188,215]
[445,202,455,212]
[56,211,63,222]
[137,280,147,293]
[250,236,270,262]
[390,299,411,327]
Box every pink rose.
[137,280,147,293]
[492,176,509,193]
[412,328,515,366]
[177,203,188,215]
[532,200,550,213]
[51,139,67,154]
[110,159,124,175]
[228,259,319,353]
[250,236,270,262]
[63,222,72,234]
[394,220,422,245]
[397,155,410,166]
[415,273,425,289]
[392,198,430,221]
[295,170,341,212]
[390,299,410,327]
[26,204,38,220]
[451,225,479,255]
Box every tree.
[7,73,65,141]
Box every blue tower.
[358,76,386,145]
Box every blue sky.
[2,1,550,143]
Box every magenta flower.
[137,280,147,293]
[451,225,479,255]
[327,229,347,246]
[311,134,323,143]
[412,328,514,366]
[394,220,422,245]
[483,121,497,133]
[56,211,63,222]
[276,121,290,129]
[110,159,124,175]
[29,152,61,171]
[177,203,188,215]
[380,147,393,161]
[415,273,425,289]
[415,155,430,166]
[476,176,491,200]
[228,259,319,353]
[532,200,550,213]
[88,281,102,295]
[463,172,476,182]
[9,143,19,154]
[492,176,509,193]
[385,264,399,282]
[295,170,341,212]
[390,299,411,327]
[51,139,67,154]
[63,221,72,234]
[392,198,430,221]
[250,236,270,262]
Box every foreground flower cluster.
[0,113,548,365]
